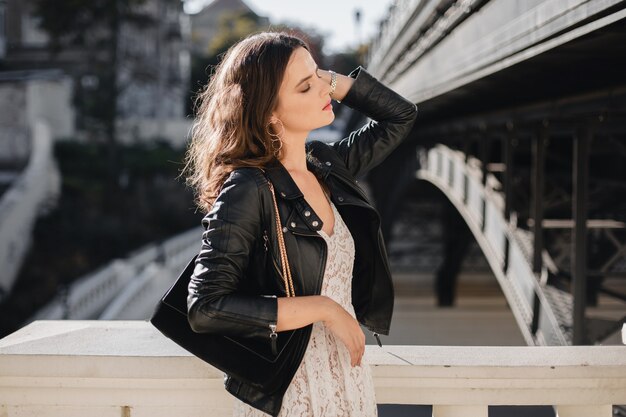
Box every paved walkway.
[365,271,526,347]
[365,271,625,347]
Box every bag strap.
[258,167,296,297]
[267,180,296,297]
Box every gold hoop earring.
[266,119,284,157]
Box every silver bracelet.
[328,70,337,98]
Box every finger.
[318,69,330,83]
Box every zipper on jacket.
[262,293,279,356]
[269,322,278,355]
[264,229,290,295]
[262,229,269,252]
[373,332,383,347]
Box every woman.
[184,31,418,416]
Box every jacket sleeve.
[331,66,418,178]
[187,169,278,339]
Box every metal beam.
[572,124,591,345]
[532,125,547,274]
[503,126,514,221]
[502,127,514,274]
[480,136,489,232]
[411,84,626,141]
[531,124,547,336]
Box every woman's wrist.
[316,68,355,103]
[320,295,339,323]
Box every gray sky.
[184,0,393,54]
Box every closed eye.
[302,82,311,93]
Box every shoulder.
[208,167,265,216]
[219,167,267,197]
[229,167,265,185]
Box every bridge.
[363,0,626,347]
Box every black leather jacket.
[187,66,418,416]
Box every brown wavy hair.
[181,31,310,213]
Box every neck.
[278,130,309,173]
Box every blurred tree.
[188,11,327,117]
[186,10,261,114]
[273,23,326,66]
[189,9,264,111]
[32,0,148,200]
[208,10,264,57]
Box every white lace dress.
[232,200,378,417]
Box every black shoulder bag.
[149,171,299,394]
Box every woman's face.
[270,47,335,137]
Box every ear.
[268,113,280,124]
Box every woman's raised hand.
[315,67,354,102]
[322,298,366,367]
[315,67,332,84]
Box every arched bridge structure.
[361,0,626,346]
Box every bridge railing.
[27,227,201,323]
[418,144,572,345]
[98,229,201,320]
[0,120,60,300]
[0,320,624,417]
[367,0,422,70]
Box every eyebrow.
[295,65,319,89]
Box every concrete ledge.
[1,321,625,416]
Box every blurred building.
[0,0,74,161]
[115,0,192,144]
[0,0,193,302]
[1,0,192,146]
[189,0,269,56]
[0,0,5,59]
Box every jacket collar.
[263,151,332,200]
